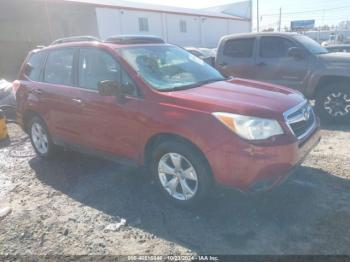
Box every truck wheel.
[316,83,350,123]
[151,141,212,207]
[29,116,57,159]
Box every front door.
[255,36,309,89]
[76,47,141,161]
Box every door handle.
[256,62,267,66]
[33,88,43,95]
[72,98,83,105]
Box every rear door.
[41,47,85,144]
[255,36,309,89]
[216,37,257,79]
[76,47,141,160]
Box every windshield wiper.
[164,77,228,92]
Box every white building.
[65,0,252,48]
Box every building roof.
[202,1,251,19]
[63,0,248,21]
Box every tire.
[150,141,212,207]
[315,82,350,123]
[28,116,57,159]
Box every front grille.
[284,102,316,139]
[289,111,315,137]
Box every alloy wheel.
[31,122,49,155]
[158,153,198,201]
[324,92,350,117]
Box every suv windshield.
[119,45,225,91]
[293,35,328,55]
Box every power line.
[261,4,350,17]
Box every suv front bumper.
[206,126,321,192]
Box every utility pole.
[250,0,254,32]
[257,0,260,32]
[278,7,282,32]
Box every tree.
[338,21,350,30]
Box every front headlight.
[212,112,284,140]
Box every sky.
[125,0,350,30]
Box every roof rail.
[104,35,165,45]
[51,36,100,45]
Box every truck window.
[260,36,296,58]
[223,38,255,58]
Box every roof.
[37,35,170,51]
[62,0,248,21]
[220,32,299,40]
[202,1,251,19]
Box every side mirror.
[288,47,305,59]
[98,80,123,97]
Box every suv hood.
[317,52,350,67]
[166,78,306,120]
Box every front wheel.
[315,83,350,123]
[151,141,212,207]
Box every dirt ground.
[0,123,349,255]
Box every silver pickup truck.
[216,32,350,123]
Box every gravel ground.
[0,123,349,255]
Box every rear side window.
[44,48,75,86]
[25,52,47,81]
[223,38,255,58]
[78,48,121,91]
[260,36,296,58]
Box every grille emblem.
[303,108,310,121]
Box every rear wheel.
[151,141,212,207]
[316,82,350,123]
[29,116,57,159]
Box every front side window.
[44,48,74,86]
[260,36,296,58]
[78,48,121,91]
[119,45,225,91]
[121,70,138,96]
[223,38,255,58]
[25,51,47,81]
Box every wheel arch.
[22,110,42,133]
[143,133,213,176]
[315,76,350,96]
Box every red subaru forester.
[15,36,321,206]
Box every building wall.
[0,0,98,80]
[0,0,251,79]
[96,7,251,48]
[164,14,202,47]
[201,18,229,48]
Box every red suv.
[16,36,321,206]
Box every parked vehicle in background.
[321,33,350,47]
[16,35,320,206]
[184,47,216,66]
[216,32,350,123]
[326,45,350,53]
